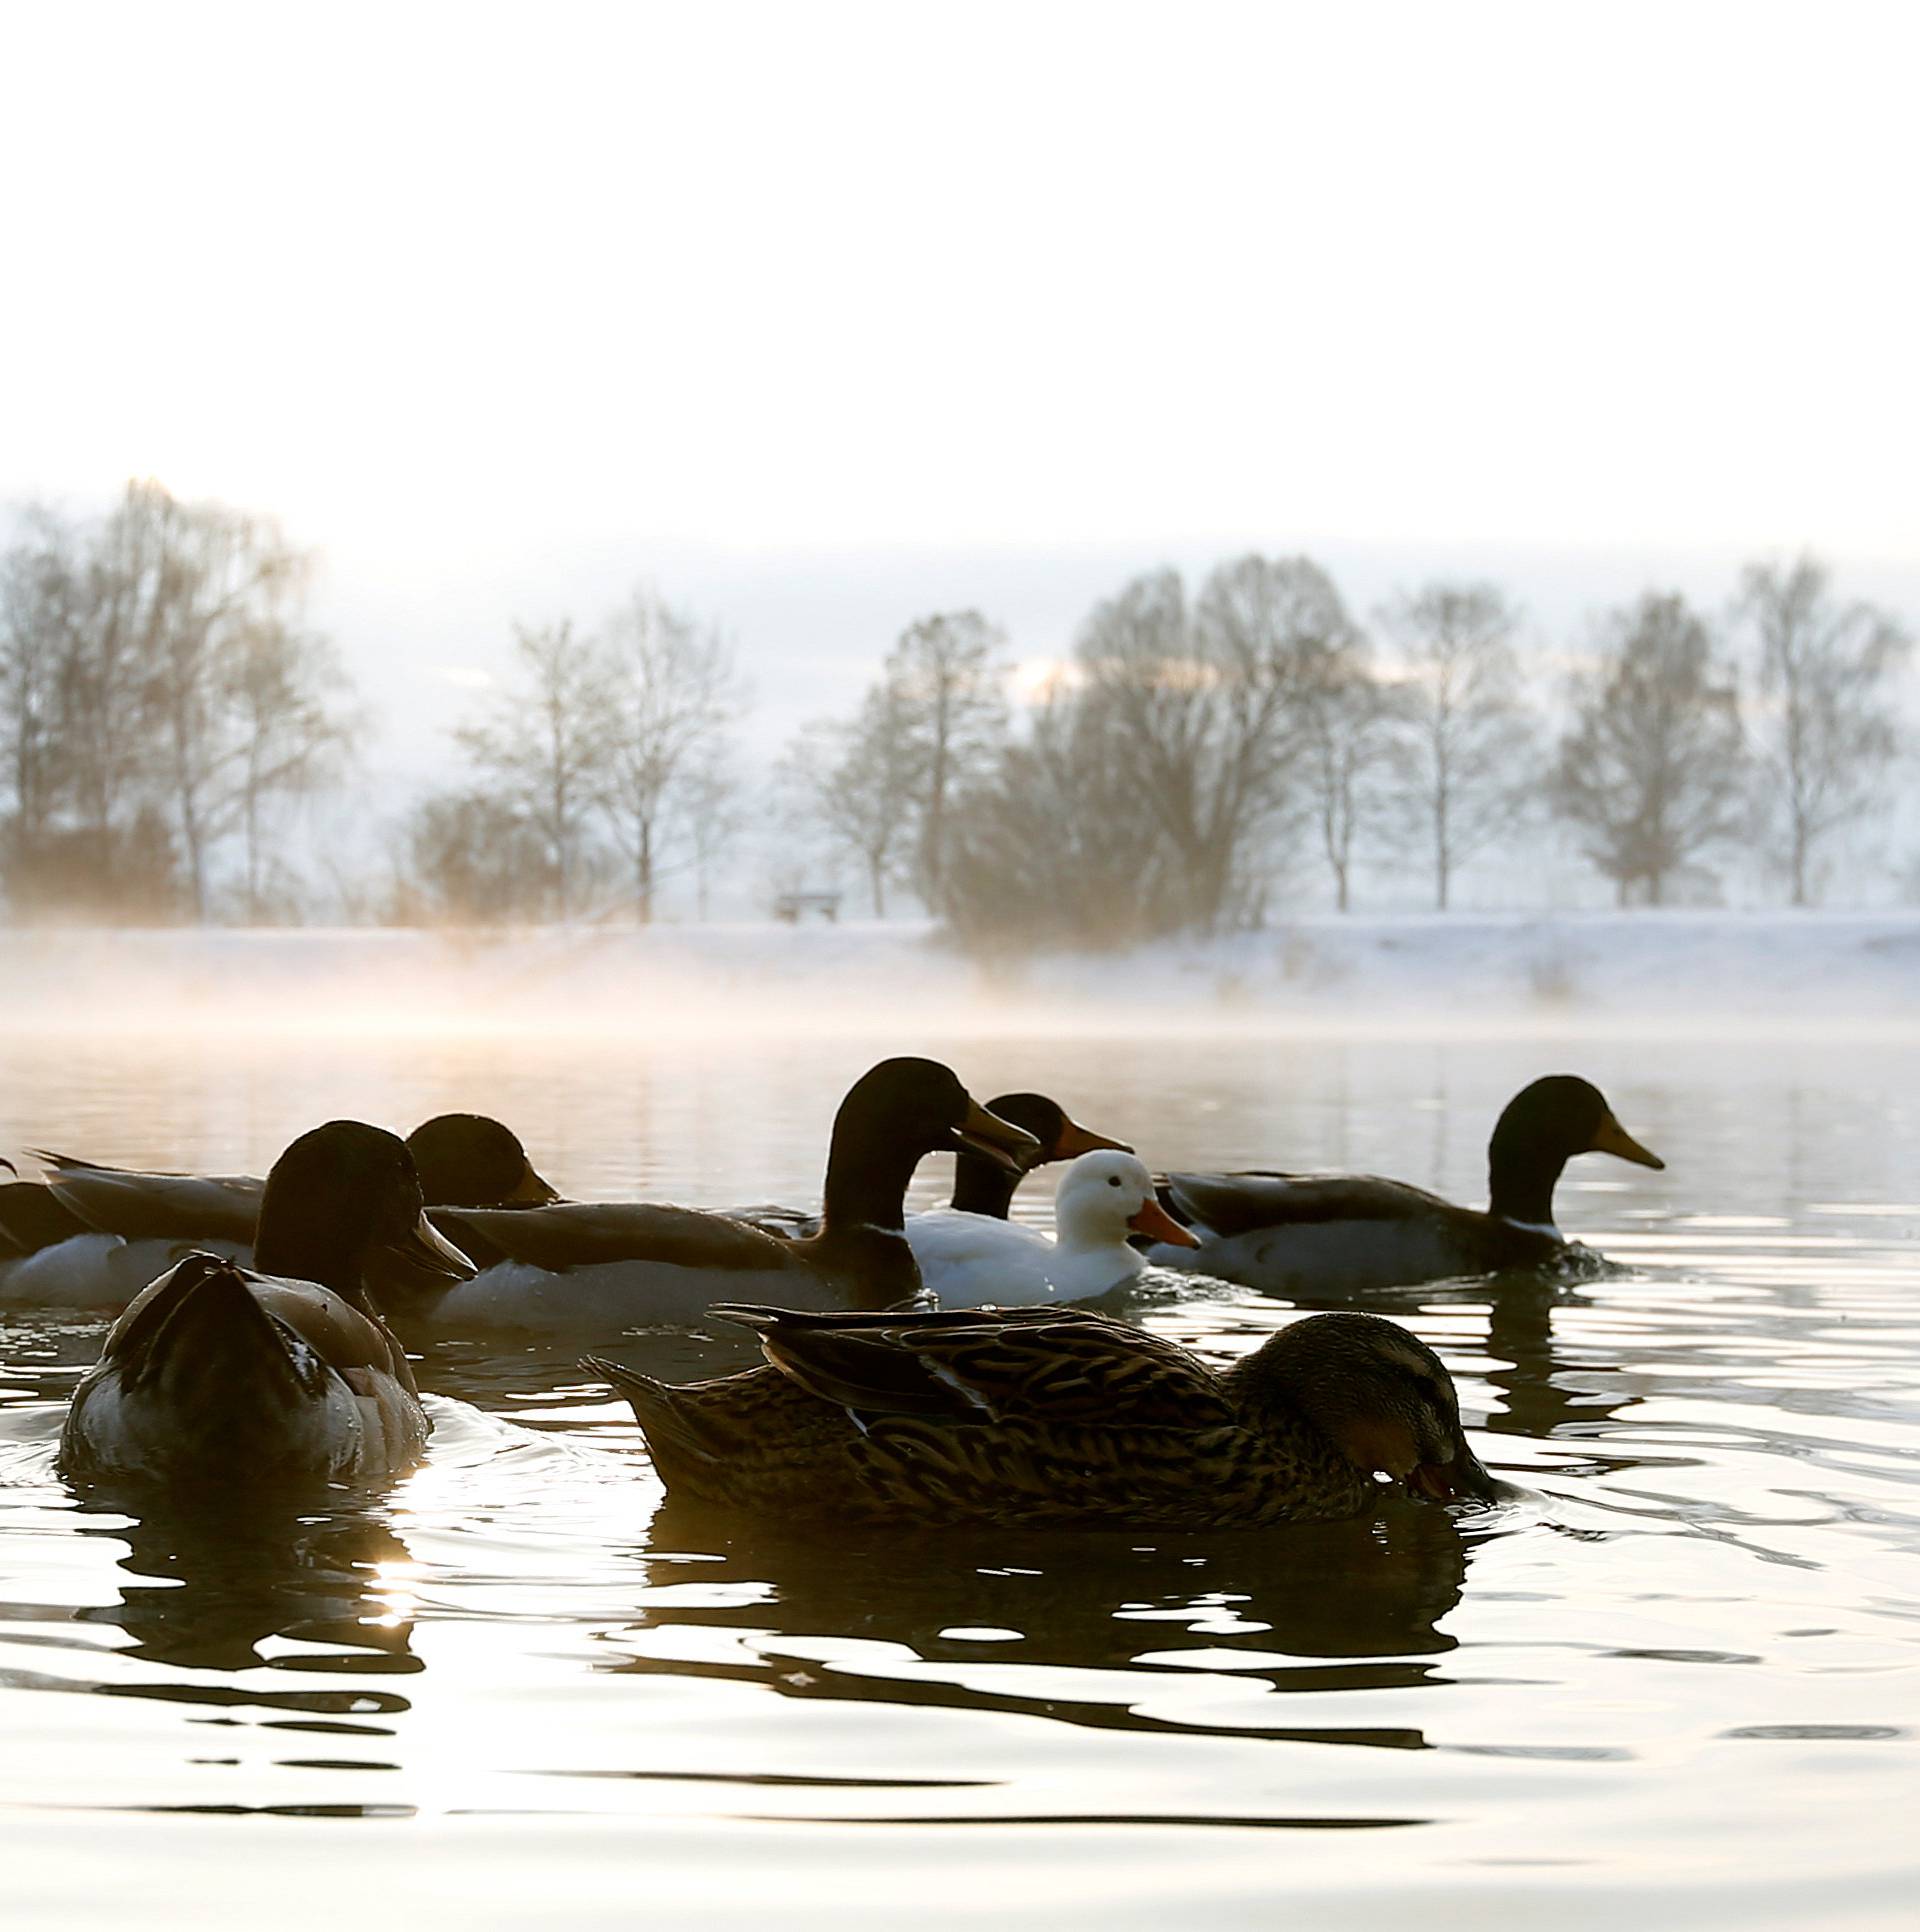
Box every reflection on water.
[1,1031,1918,1925]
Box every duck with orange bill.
[1145,1074,1665,1295]
[906,1148,1200,1308]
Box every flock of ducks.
[0,1059,1664,1530]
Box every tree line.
[786,556,1913,946]
[2,482,1912,936]
[0,482,352,921]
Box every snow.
[1,913,1916,1040]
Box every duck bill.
[391,1210,479,1282]
[1050,1116,1134,1162]
[1590,1111,1664,1171]
[951,1098,1043,1176]
[504,1162,561,1206]
[1408,1439,1500,1505]
[1128,1196,1199,1248]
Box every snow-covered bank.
[1,914,1916,1039]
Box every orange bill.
[1051,1115,1134,1161]
[1590,1111,1664,1170]
[1127,1196,1199,1248]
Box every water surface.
[2,1031,1916,1929]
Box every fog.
[6,915,1915,1044]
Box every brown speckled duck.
[586,1303,1498,1529]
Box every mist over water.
[1,989,1917,1928]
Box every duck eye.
[1108,1175,1122,1187]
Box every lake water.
[1,1027,1917,1929]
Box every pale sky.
[5,1,1917,796]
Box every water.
[2,1029,1917,1929]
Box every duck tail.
[582,1354,728,1476]
[111,1255,318,1404]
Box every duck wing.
[713,1303,1234,1429]
[36,1151,263,1243]
[1162,1171,1452,1237]
[433,1202,802,1275]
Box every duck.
[906,1148,1201,1307]
[584,1302,1499,1529]
[422,1058,1039,1332]
[59,1120,476,1487]
[734,1090,1131,1239]
[1146,1074,1664,1294]
[0,1113,556,1309]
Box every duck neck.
[950,1153,1018,1218]
[818,1123,921,1239]
[1486,1148,1566,1232]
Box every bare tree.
[596,589,744,924]
[1076,557,1359,934]
[1378,581,1534,910]
[1738,556,1911,905]
[1550,592,1746,905]
[98,482,317,919]
[882,611,1007,912]
[941,673,1181,952]
[782,684,922,917]
[1298,652,1403,912]
[227,618,355,920]
[394,789,558,925]
[457,620,612,920]
[0,514,80,881]
[2,486,352,922]
[681,750,745,921]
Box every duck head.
[1487,1074,1663,1232]
[406,1113,559,1208]
[1230,1311,1499,1506]
[949,1092,1133,1215]
[253,1121,476,1301]
[821,1059,1040,1231]
[1053,1150,1198,1251]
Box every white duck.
[906,1149,1199,1308]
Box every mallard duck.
[1147,1074,1664,1293]
[585,1303,1497,1529]
[0,1113,555,1309]
[906,1149,1199,1307]
[59,1120,476,1486]
[425,1058,1038,1331]
[735,1090,1130,1238]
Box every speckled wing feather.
[715,1303,1238,1430]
